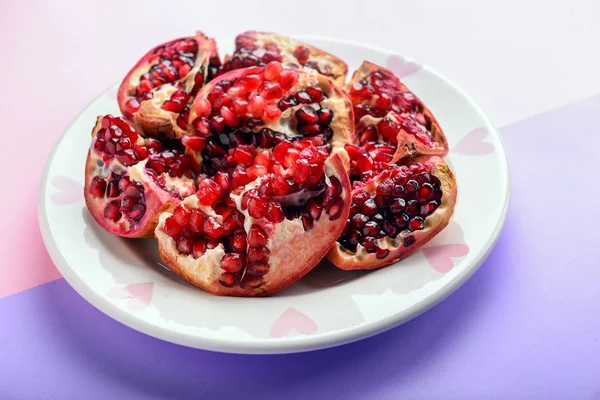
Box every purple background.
[2,95,599,399]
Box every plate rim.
[38,35,510,354]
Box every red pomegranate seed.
[317,108,333,125]
[203,216,223,239]
[247,246,269,262]
[238,74,262,91]
[247,165,268,179]
[163,216,181,237]
[296,106,318,124]
[248,224,269,247]
[230,148,254,166]
[357,154,374,173]
[197,179,222,206]
[351,213,369,230]
[221,253,245,273]
[253,150,271,167]
[214,171,232,191]
[133,145,149,160]
[361,199,378,217]
[124,99,140,116]
[173,205,190,225]
[104,200,122,222]
[104,141,117,155]
[213,94,232,110]
[260,82,283,101]
[283,148,300,168]
[265,105,282,120]
[278,70,298,91]
[273,141,293,163]
[409,217,424,231]
[271,175,290,196]
[265,202,284,223]
[195,98,211,117]
[162,100,185,113]
[192,239,206,258]
[293,159,311,183]
[264,61,283,80]
[181,135,206,151]
[223,213,244,233]
[248,94,266,118]
[189,209,205,232]
[89,177,107,198]
[295,91,311,104]
[378,118,399,141]
[231,232,247,252]
[248,197,267,219]
[299,145,319,163]
[293,46,310,63]
[232,99,248,116]
[298,123,321,136]
[221,106,239,126]
[376,247,390,259]
[232,167,252,188]
[127,204,146,221]
[177,236,192,255]
[124,184,141,198]
[305,86,324,103]
[416,183,433,201]
[219,273,237,287]
[106,180,120,198]
[209,116,226,133]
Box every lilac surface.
[3,96,600,399]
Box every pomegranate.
[84,115,198,238]
[155,152,351,296]
[347,61,448,163]
[186,63,354,164]
[327,144,456,270]
[117,32,221,139]
[219,31,348,86]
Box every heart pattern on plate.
[453,127,494,155]
[423,244,470,273]
[108,282,154,311]
[51,176,82,205]
[269,308,318,338]
[385,55,422,79]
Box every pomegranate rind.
[326,156,457,270]
[226,31,348,86]
[346,61,448,162]
[83,117,188,238]
[155,153,352,296]
[117,32,220,139]
[188,66,355,163]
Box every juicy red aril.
[189,210,205,232]
[265,202,284,223]
[246,262,269,277]
[221,253,245,273]
[219,273,237,287]
[293,46,310,63]
[203,216,223,238]
[295,91,312,104]
[221,106,239,126]
[104,200,122,222]
[296,106,318,124]
[182,135,206,151]
[163,216,181,237]
[305,86,324,103]
[260,82,283,101]
[247,246,269,262]
[209,116,226,133]
[248,224,268,247]
[231,232,247,252]
[173,205,190,225]
[264,61,283,80]
[197,179,222,206]
[89,177,107,198]
[278,70,298,91]
[248,95,266,118]
[248,197,267,219]
[351,213,369,229]
[376,247,389,259]
[361,199,378,217]
[177,236,192,255]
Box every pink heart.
[51,176,82,205]
[108,282,154,311]
[423,244,469,273]
[453,127,494,155]
[269,308,317,338]
[385,55,422,79]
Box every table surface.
[2,0,599,398]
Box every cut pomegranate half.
[218,31,348,86]
[117,32,221,139]
[155,152,351,296]
[84,115,198,238]
[346,61,448,163]
[186,63,354,167]
[327,145,457,270]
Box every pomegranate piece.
[328,155,457,271]
[219,31,348,86]
[345,61,448,163]
[84,115,197,238]
[117,32,222,139]
[155,152,352,297]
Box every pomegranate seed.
[89,177,107,198]
[357,154,373,173]
[265,105,282,120]
[133,145,149,160]
[273,141,293,163]
[271,175,290,196]
[181,135,206,151]
[298,123,321,136]
[221,106,239,126]
[189,210,205,233]
[232,99,248,116]
[195,98,211,117]
[232,167,252,188]
[124,184,141,198]
[106,180,120,198]
[248,94,266,118]
[162,100,184,113]
[260,82,283,101]
[248,197,267,219]
[417,183,433,201]
[127,204,146,221]
[173,205,190,225]
[253,150,271,167]
[351,213,369,230]
[209,116,226,133]
[231,232,247,253]
[378,118,399,141]
[103,200,122,222]
[203,216,223,239]
[197,179,222,206]
[305,86,324,103]
[284,148,300,168]
[219,273,237,287]
[247,246,269,262]
[376,247,389,259]
[192,239,206,258]
[389,198,406,214]
[293,46,310,63]
[264,61,283,80]
[247,165,268,179]
[230,148,254,166]
[296,106,318,124]
[178,63,191,77]
[293,159,311,183]
[295,91,312,104]
[317,108,333,126]
[238,74,262,91]
[163,216,181,237]
[248,225,269,247]
[409,217,424,231]
[221,253,245,273]
[278,70,298,91]
[361,198,378,217]
[177,236,192,255]
[363,221,379,237]
[123,99,140,116]
[265,202,284,223]
[245,262,269,277]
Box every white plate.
[38,36,509,354]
